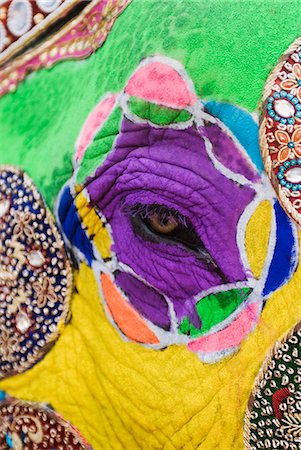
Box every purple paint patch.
[114,271,170,330]
[85,117,256,329]
[204,122,260,183]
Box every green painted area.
[128,97,192,125]
[179,288,252,337]
[1,0,301,207]
[76,106,122,185]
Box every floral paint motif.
[244,322,301,450]
[57,56,299,363]
[0,166,72,379]
[0,392,92,449]
[261,37,301,226]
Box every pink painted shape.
[75,94,117,162]
[125,61,196,109]
[187,301,260,354]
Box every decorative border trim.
[260,36,301,226]
[0,0,131,97]
[0,0,81,65]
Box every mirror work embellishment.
[260,36,301,226]
[245,322,301,450]
[0,391,92,449]
[0,166,72,379]
[0,0,131,98]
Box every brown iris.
[147,213,178,235]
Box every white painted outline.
[74,93,118,167]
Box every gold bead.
[49,47,57,58]
[59,45,67,56]
[34,13,44,24]
[10,71,18,81]
[39,52,48,62]
[0,7,7,21]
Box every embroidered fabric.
[0,391,92,449]
[245,321,301,450]
[261,36,301,227]
[0,166,72,379]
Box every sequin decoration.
[0,166,72,379]
[0,392,92,449]
[244,322,301,450]
[260,36,301,226]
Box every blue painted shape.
[0,390,6,401]
[6,433,13,449]
[57,185,95,266]
[204,101,263,173]
[263,201,297,297]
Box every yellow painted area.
[245,200,273,279]
[1,203,301,449]
[75,191,112,259]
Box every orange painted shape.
[101,273,160,344]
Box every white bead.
[0,198,10,217]
[36,0,62,13]
[27,250,45,267]
[274,99,295,118]
[16,311,31,333]
[285,167,301,183]
[7,0,32,37]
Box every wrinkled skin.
[85,117,257,331]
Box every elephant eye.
[146,212,179,235]
[124,203,202,250]
[124,202,227,282]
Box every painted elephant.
[57,56,298,363]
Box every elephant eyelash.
[124,202,227,280]
[122,203,189,227]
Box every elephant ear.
[122,55,200,127]
[260,36,301,226]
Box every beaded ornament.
[244,321,301,450]
[0,391,92,449]
[261,36,301,226]
[0,166,72,379]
